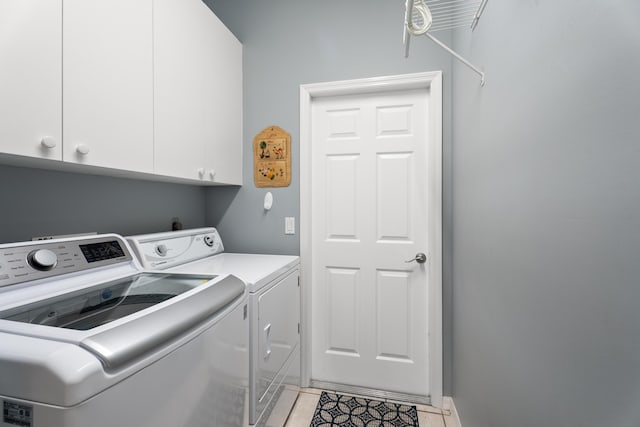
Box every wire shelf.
[403,0,488,85]
[426,0,484,32]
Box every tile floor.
[284,388,457,427]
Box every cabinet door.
[204,12,243,185]
[63,0,153,173]
[154,0,210,181]
[0,0,62,160]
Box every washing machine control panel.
[0,235,133,288]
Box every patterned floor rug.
[310,391,419,427]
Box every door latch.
[405,252,427,264]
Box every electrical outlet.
[285,217,295,235]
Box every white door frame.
[299,71,443,407]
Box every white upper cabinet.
[153,0,208,181]
[0,0,62,161]
[63,0,154,173]
[154,0,242,185]
[204,12,243,185]
[0,0,241,184]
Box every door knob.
[405,253,427,264]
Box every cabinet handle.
[75,144,90,155]
[40,136,57,149]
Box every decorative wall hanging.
[253,125,291,187]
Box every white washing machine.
[127,228,300,427]
[0,234,248,427]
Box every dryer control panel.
[0,236,133,288]
[127,228,224,271]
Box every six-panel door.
[311,88,431,396]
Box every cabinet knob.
[75,144,90,155]
[40,136,57,149]
[208,169,216,180]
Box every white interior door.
[310,87,434,397]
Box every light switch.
[285,217,295,235]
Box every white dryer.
[127,228,300,427]
[0,234,248,427]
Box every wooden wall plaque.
[253,126,291,187]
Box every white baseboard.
[442,397,462,427]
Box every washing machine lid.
[2,272,217,330]
[169,253,299,293]
[0,273,245,370]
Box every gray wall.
[0,165,206,243]
[204,0,453,253]
[451,1,640,426]
[204,0,455,394]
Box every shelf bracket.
[471,0,489,31]
[425,32,485,86]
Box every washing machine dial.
[27,249,58,271]
[203,235,214,247]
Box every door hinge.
[298,323,300,334]
[297,276,300,287]
[243,304,247,320]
